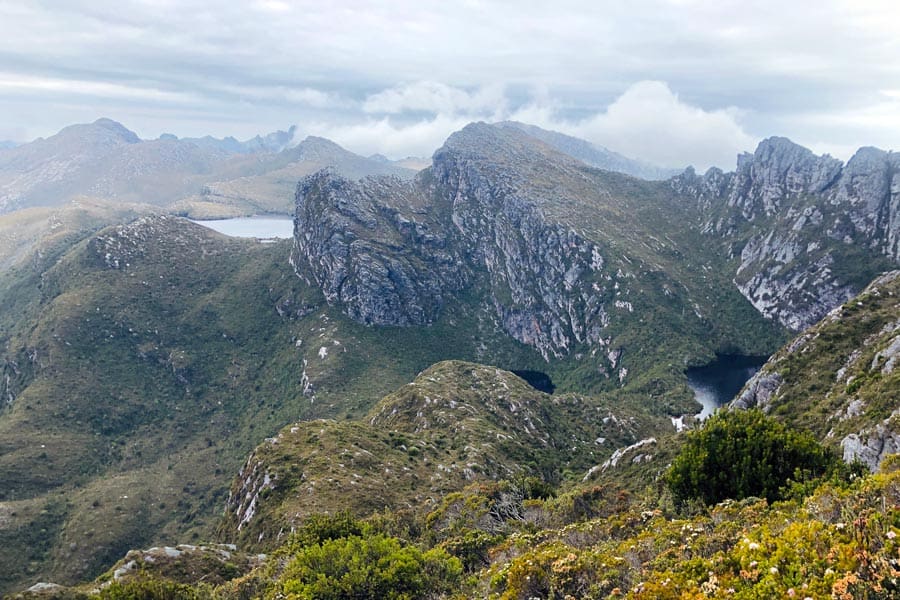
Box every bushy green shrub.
[272,533,462,600]
[666,409,840,505]
[281,510,367,552]
[93,576,211,599]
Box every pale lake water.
[191,216,294,239]
[686,355,768,419]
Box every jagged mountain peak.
[846,145,890,163]
[842,145,898,180]
[671,131,899,332]
[748,135,813,157]
[738,136,843,188]
[241,124,297,153]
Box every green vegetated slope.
[0,216,571,592]
[20,277,900,599]
[0,198,159,272]
[0,216,312,591]
[215,360,672,550]
[0,205,777,592]
[6,122,900,596]
[733,269,900,468]
[28,452,900,599]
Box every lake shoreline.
[191,215,295,239]
[685,354,769,420]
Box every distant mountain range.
[166,125,298,154]
[0,118,687,221]
[0,119,416,218]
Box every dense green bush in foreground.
[666,409,847,505]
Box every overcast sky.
[1,0,898,170]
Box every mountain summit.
[496,120,683,180]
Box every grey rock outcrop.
[842,418,900,472]
[731,371,783,411]
[727,137,842,220]
[432,125,612,358]
[674,138,898,331]
[291,126,616,358]
[292,171,467,326]
[732,270,900,471]
[291,122,809,377]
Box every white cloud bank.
[566,81,757,171]
[363,81,508,117]
[1,0,897,161]
[304,81,757,171]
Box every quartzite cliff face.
[291,123,781,377]
[293,124,899,375]
[732,270,900,471]
[674,137,899,331]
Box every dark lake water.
[686,354,768,419]
[511,370,556,394]
[191,216,294,239]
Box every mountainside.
[733,269,900,470]
[21,283,900,598]
[0,119,228,213]
[77,251,900,600]
[176,125,298,154]
[0,198,161,272]
[673,138,899,330]
[0,214,561,592]
[190,136,416,218]
[217,360,670,549]
[0,217,318,592]
[292,123,785,392]
[497,121,683,180]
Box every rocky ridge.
[674,138,899,330]
[218,360,664,549]
[198,136,417,216]
[732,270,900,470]
[291,123,780,378]
[496,121,682,180]
[0,119,416,219]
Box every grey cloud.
[0,0,896,161]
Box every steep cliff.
[674,138,899,330]
[291,171,466,326]
[291,123,782,383]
